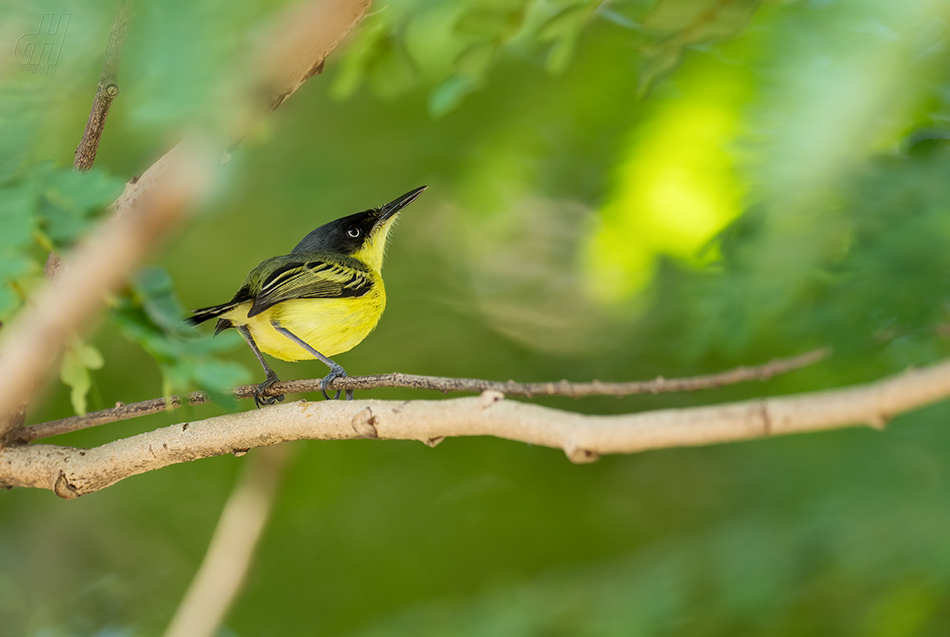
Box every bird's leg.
[237,325,285,407]
[271,322,354,401]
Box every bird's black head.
[292,209,383,256]
[291,186,427,269]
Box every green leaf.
[35,167,125,248]
[0,182,36,251]
[193,360,251,394]
[455,42,497,80]
[59,340,104,415]
[0,256,35,280]
[429,75,477,117]
[43,169,125,215]
[0,285,19,319]
[367,40,420,100]
[331,21,386,100]
[186,330,244,354]
[39,204,88,244]
[112,266,251,396]
[545,30,580,75]
[134,266,190,332]
[456,10,516,37]
[537,4,590,41]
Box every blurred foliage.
[110,267,250,401]
[0,162,125,316]
[3,0,950,635]
[59,336,105,415]
[334,0,755,115]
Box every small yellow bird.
[188,186,426,405]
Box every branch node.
[350,407,379,438]
[868,414,889,431]
[54,471,80,499]
[758,403,772,436]
[565,447,600,464]
[306,59,325,80]
[480,390,505,408]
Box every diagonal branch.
[163,445,291,637]
[0,0,374,447]
[19,348,829,442]
[2,0,135,446]
[0,146,209,447]
[3,355,950,498]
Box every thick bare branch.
[4,356,950,497]
[0,0,374,445]
[19,349,829,442]
[0,404,28,447]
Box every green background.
[3,0,950,634]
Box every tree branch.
[0,145,209,447]
[4,355,950,498]
[0,0,374,447]
[2,0,135,445]
[74,0,133,171]
[163,445,290,637]
[260,0,373,109]
[18,348,828,442]
[301,348,830,396]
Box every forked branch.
[0,0,374,447]
[19,348,828,442]
[3,355,950,498]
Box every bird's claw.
[320,364,354,401]
[253,373,285,408]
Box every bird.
[187,186,426,406]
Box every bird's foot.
[320,363,354,401]
[254,372,286,408]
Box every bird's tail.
[187,302,240,332]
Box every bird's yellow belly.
[224,291,386,362]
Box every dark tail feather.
[187,302,239,327]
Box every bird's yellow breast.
[223,282,386,362]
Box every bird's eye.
[347,226,361,238]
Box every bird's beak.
[377,186,427,225]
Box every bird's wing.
[246,258,373,318]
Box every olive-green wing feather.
[246,257,373,318]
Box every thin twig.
[296,347,829,397]
[74,0,133,171]
[0,146,209,447]
[1,0,135,447]
[18,348,828,442]
[3,354,949,497]
[0,0,374,447]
